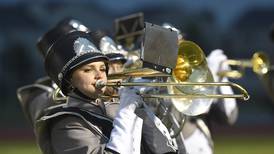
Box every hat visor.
[106,53,126,64]
[68,52,109,72]
[109,57,127,64]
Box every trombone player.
[19,20,181,153]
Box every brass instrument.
[96,81,249,100]
[217,52,270,79]
[97,40,249,115]
[53,40,250,116]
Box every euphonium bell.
[167,40,216,116]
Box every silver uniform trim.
[37,110,109,141]
[17,84,53,103]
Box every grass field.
[0,140,40,154]
[214,135,274,154]
[0,135,273,154]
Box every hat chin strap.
[60,77,74,95]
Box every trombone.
[53,74,249,101]
[53,40,250,115]
[217,52,270,79]
[95,80,249,100]
[101,40,249,99]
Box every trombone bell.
[218,52,270,79]
[252,52,270,75]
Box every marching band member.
[206,49,238,126]
[19,20,178,153]
[182,49,238,154]
[37,30,143,153]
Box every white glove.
[118,87,143,110]
[219,77,238,120]
[106,87,143,154]
[129,78,157,94]
[207,49,230,82]
[207,49,237,118]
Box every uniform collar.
[66,92,119,120]
[66,92,103,111]
[73,88,95,100]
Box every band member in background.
[182,49,238,154]
[161,23,238,154]
[206,49,238,127]
[89,30,127,74]
[261,24,274,104]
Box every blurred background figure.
[90,30,127,74]
[259,23,274,104]
[1,1,274,154]
[17,17,90,128]
[161,23,239,154]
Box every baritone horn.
[217,52,270,79]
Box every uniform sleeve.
[207,77,239,125]
[50,116,118,154]
[136,108,177,154]
[208,101,238,125]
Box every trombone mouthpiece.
[95,80,106,89]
